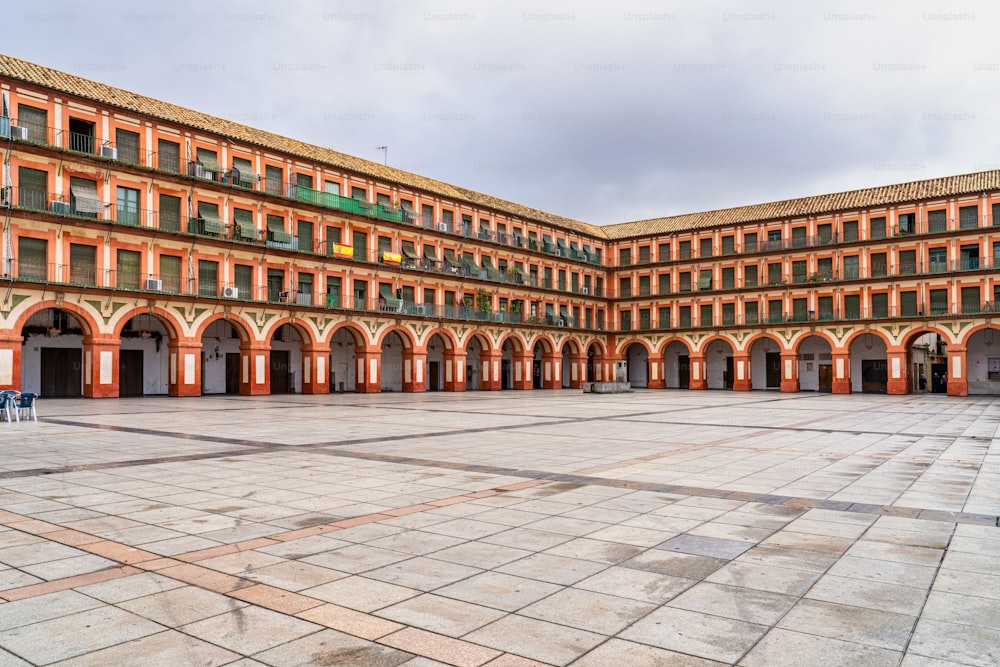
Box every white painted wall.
[380,332,403,392]
[329,329,357,391]
[797,335,832,392]
[849,336,888,393]
[120,336,170,395]
[967,328,1000,394]
[663,342,686,388]
[627,344,648,388]
[705,344,732,389]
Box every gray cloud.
[8,0,998,224]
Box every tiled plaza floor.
[0,390,997,666]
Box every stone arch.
[498,332,528,354]
[794,334,834,392]
[14,300,99,338]
[324,322,370,352]
[17,303,99,397]
[848,329,890,394]
[661,339,692,389]
[264,317,317,347]
[560,339,581,388]
[623,341,651,388]
[746,334,785,390]
[421,327,458,352]
[375,326,416,350]
[112,306,182,340]
[962,324,1000,395]
[615,338,653,358]
[193,313,253,344]
[700,335,735,390]
[114,308,181,397]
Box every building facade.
[1,55,998,399]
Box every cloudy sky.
[7,1,998,225]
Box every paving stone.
[741,628,903,667]
[179,605,321,655]
[655,534,755,560]
[619,606,768,663]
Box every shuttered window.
[16,104,47,143]
[266,214,289,243]
[69,244,96,285]
[159,255,182,293]
[297,220,314,251]
[196,148,222,173]
[157,139,180,172]
[116,249,141,290]
[116,129,140,165]
[17,237,47,280]
[927,210,947,233]
[17,167,47,210]
[870,216,886,239]
[871,293,888,318]
[700,304,713,327]
[233,208,258,240]
[198,260,218,296]
[158,194,180,232]
[234,265,253,297]
[959,205,978,229]
[265,165,283,195]
[900,291,918,317]
[116,186,140,225]
[929,289,948,315]
[197,202,225,235]
[232,157,256,187]
[70,177,101,215]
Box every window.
[160,255,182,293]
[69,244,96,285]
[298,272,314,305]
[558,269,567,291]
[234,265,253,298]
[791,227,807,248]
[17,167,47,210]
[721,267,735,289]
[157,139,180,172]
[658,242,670,261]
[721,236,735,255]
[928,247,947,273]
[993,203,1000,226]
[619,277,631,298]
[900,291,918,317]
[297,173,313,191]
[959,205,979,230]
[792,298,808,321]
[722,303,735,325]
[817,224,832,243]
[843,294,861,319]
[897,250,916,276]
[638,246,650,263]
[929,289,948,315]
[744,301,759,325]
[195,148,222,176]
[325,277,342,308]
[619,248,631,266]
[595,276,603,297]
[658,273,671,295]
[116,249,141,290]
[768,299,783,323]
[115,129,140,165]
[69,118,95,154]
[698,269,712,291]
[198,260,218,297]
[422,204,434,227]
[159,194,181,232]
[767,263,782,285]
[961,286,981,314]
[297,220,314,252]
[871,293,888,318]
[17,104,48,143]
[232,157,256,188]
[897,213,915,235]
[325,181,341,195]
[870,252,887,278]
[639,308,651,330]
[116,186,140,225]
[354,280,368,308]
[792,260,807,283]
[743,232,758,252]
[960,243,980,270]
[376,193,391,207]
[927,209,947,233]
[678,306,691,328]
[817,257,833,279]
[17,237,47,280]
[233,209,257,242]
[699,238,712,258]
[744,265,758,288]
[267,214,290,244]
[767,229,782,248]
[700,304,713,327]
[842,220,858,242]
[870,216,886,239]
[69,177,101,217]
[659,307,671,328]
[678,240,691,259]
[843,256,859,280]
[267,269,285,302]
[818,296,834,320]
[619,310,632,331]
[265,165,283,195]
[679,272,691,292]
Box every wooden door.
[678,355,690,388]
[225,353,240,394]
[41,348,82,397]
[533,360,542,388]
[818,364,833,392]
[270,350,290,393]
[428,361,440,391]
[724,356,734,389]
[766,353,781,388]
[118,349,144,396]
[861,359,888,393]
[501,359,511,390]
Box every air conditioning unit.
[9,125,28,140]
[50,200,71,214]
[557,319,565,327]
[580,287,589,295]
[145,278,163,291]
[100,145,118,160]
[222,286,239,299]
[279,290,294,303]
[436,222,448,232]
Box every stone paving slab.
[0,391,996,665]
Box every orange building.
[1,54,997,399]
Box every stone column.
[168,339,204,397]
[512,351,533,390]
[354,350,382,393]
[831,350,851,394]
[885,349,909,395]
[443,351,466,391]
[300,344,329,394]
[568,354,587,389]
[689,353,708,390]
[82,335,121,398]
[0,333,23,392]
[732,352,751,391]
[402,349,427,393]
[779,352,800,393]
[946,346,968,397]
[239,343,271,395]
